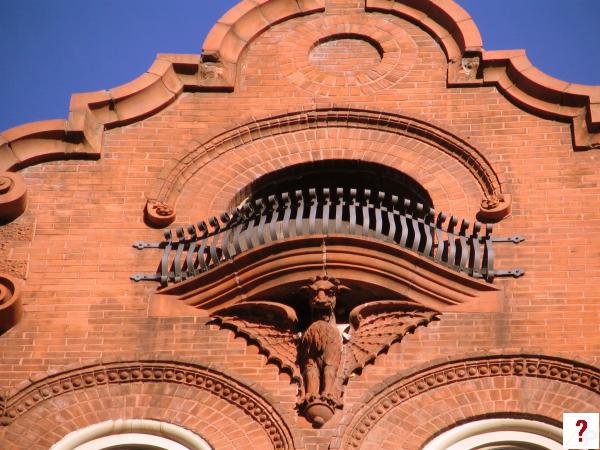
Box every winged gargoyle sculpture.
[211,275,440,426]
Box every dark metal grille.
[132,187,524,286]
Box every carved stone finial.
[0,172,27,223]
[145,200,176,228]
[0,274,23,333]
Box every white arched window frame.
[422,418,563,450]
[50,419,212,450]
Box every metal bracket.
[494,268,525,278]
[129,188,529,286]
[130,274,162,282]
[492,236,525,244]
[133,241,163,250]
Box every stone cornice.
[0,359,296,450]
[1,0,599,174]
[366,0,600,149]
[0,55,234,172]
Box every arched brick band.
[151,107,505,220]
[339,354,600,449]
[0,360,296,450]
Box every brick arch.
[178,129,479,222]
[337,354,600,449]
[149,108,507,225]
[421,413,564,450]
[0,359,298,450]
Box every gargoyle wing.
[341,300,440,381]
[211,301,302,383]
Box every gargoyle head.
[301,275,349,317]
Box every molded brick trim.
[337,353,600,449]
[202,0,326,64]
[0,359,298,450]
[0,55,234,172]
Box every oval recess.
[309,33,383,75]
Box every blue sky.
[0,0,598,132]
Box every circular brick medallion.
[279,15,417,95]
[309,34,383,74]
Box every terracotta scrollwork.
[0,171,27,223]
[0,273,23,333]
[478,193,512,223]
[144,200,176,228]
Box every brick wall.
[1,2,599,449]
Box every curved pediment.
[152,235,500,315]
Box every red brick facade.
[1,0,599,449]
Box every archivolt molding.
[338,354,600,449]
[148,107,508,225]
[0,359,296,450]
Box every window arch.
[50,419,212,450]
[422,418,563,450]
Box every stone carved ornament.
[211,276,440,427]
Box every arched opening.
[231,160,433,211]
[50,419,212,450]
[422,418,563,450]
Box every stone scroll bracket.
[0,172,27,224]
[0,274,23,334]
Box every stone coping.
[1,0,599,174]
